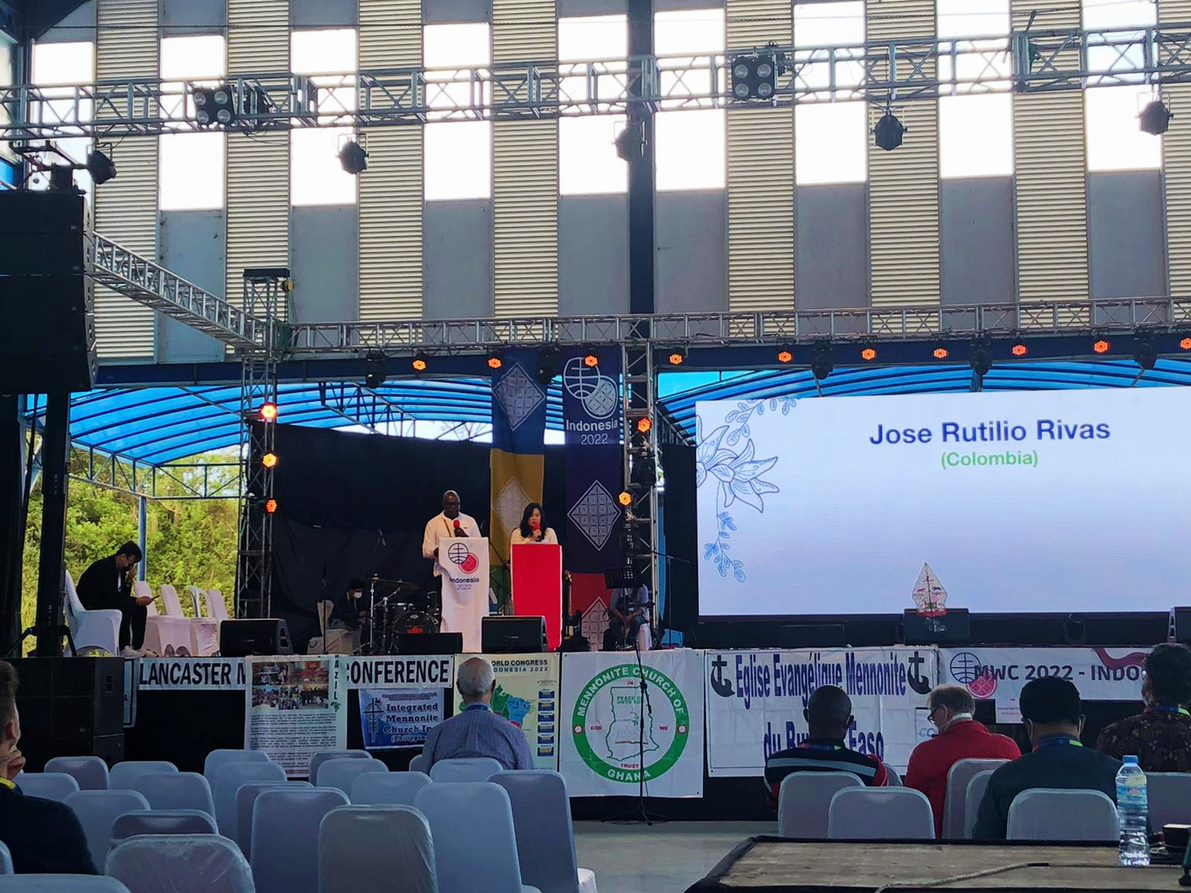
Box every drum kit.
[358,574,440,655]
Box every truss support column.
[34,393,70,657]
[628,0,655,316]
[0,396,25,654]
[622,344,659,630]
[138,495,148,582]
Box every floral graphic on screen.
[697,398,789,581]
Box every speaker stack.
[9,657,124,769]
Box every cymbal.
[366,576,419,593]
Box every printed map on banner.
[246,656,347,777]
[939,647,1150,709]
[344,656,455,751]
[560,650,705,798]
[704,648,937,776]
[472,654,561,769]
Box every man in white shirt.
[422,490,481,575]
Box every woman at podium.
[510,502,558,546]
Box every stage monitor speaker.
[1171,607,1191,645]
[779,624,845,649]
[9,657,124,770]
[397,632,463,655]
[903,609,971,645]
[482,616,547,654]
[219,619,292,657]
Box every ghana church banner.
[491,349,548,569]
[562,349,624,572]
[560,649,705,797]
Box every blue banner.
[359,688,444,750]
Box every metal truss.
[621,344,661,632]
[5,23,1191,140]
[317,382,407,433]
[69,444,242,500]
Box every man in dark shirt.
[763,685,889,809]
[973,676,1121,840]
[1097,643,1191,772]
[603,582,650,652]
[329,579,367,630]
[76,542,151,654]
[0,662,96,875]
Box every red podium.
[510,544,563,650]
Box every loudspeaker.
[0,191,95,393]
[1171,607,1191,644]
[397,632,464,655]
[779,623,845,649]
[482,616,547,654]
[219,619,292,657]
[9,657,124,771]
[903,609,971,645]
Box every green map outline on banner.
[475,653,560,770]
[571,663,690,783]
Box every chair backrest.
[963,769,997,840]
[0,877,131,891]
[318,806,437,893]
[205,590,229,621]
[943,759,1010,839]
[828,787,936,841]
[316,601,334,635]
[317,758,388,794]
[65,789,152,869]
[108,760,179,791]
[1147,772,1191,829]
[46,756,109,791]
[492,770,580,893]
[132,581,157,617]
[63,570,85,617]
[885,765,902,787]
[14,771,80,802]
[777,771,864,839]
[234,781,311,858]
[251,787,349,893]
[159,584,185,617]
[110,810,217,845]
[107,834,254,893]
[428,757,503,784]
[129,772,215,816]
[409,753,430,774]
[415,782,527,893]
[309,750,371,783]
[211,759,286,838]
[0,840,11,875]
[203,748,271,781]
[1006,789,1118,842]
[350,771,431,806]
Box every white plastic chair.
[885,766,902,786]
[64,571,121,656]
[203,749,271,782]
[963,769,997,840]
[65,789,152,870]
[942,759,1010,839]
[205,590,230,621]
[0,840,11,874]
[307,601,357,655]
[129,772,215,816]
[827,787,936,840]
[1006,789,1118,841]
[234,781,311,858]
[251,787,348,893]
[137,582,194,657]
[317,758,388,795]
[107,834,254,893]
[1147,772,1191,829]
[309,750,371,783]
[319,806,437,893]
[350,771,431,806]
[0,878,131,891]
[429,757,503,784]
[409,753,431,774]
[211,760,286,838]
[188,587,220,656]
[110,810,217,846]
[108,761,178,791]
[492,770,597,893]
[15,771,80,802]
[777,771,864,839]
[416,782,540,893]
[46,756,109,791]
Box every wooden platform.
[687,838,1186,892]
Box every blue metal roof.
[23,358,1191,467]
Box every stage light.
[861,347,878,362]
[873,110,905,151]
[193,85,236,126]
[259,402,278,423]
[1134,338,1158,371]
[777,349,793,364]
[1181,337,1191,351]
[1011,342,1029,357]
[668,347,687,366]
[261,452,278,469]
[364,352,387,389]
[933,346,950,360]
[487,352,504,371]
[1093,339,1111,354]
[637,417,653,435]
[265,498,278,514]
[969,346,992,377]
[729,49,785,102]
[584,353,599,368]
[338,139,368,175]
[618,491,633,507]
[85,148,117,185]
[614,118,644,162]
[537,348,560,386]
[1139,99,1173,136]
[811,345,833,382]
[412,352,429,372]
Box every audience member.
[420,657,533,770]
[0,661,96,874]
[763,685,888,808]
[906,684,1021,837]
[972,676,1120,840]
[1097,642,1191,772]
[76,541,151,656]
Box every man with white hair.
[420,657,533,770]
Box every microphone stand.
[632,546,691,647]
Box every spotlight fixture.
[1134,337,1158,371]
[265,498,278,514]
[668,347,687,367]
[632,452,657,489]
[258,402,279,423]
[861,347,878,362]
[873,109,906,151]
[339,138,368,174]
[85,148,117,185]
[412,352,429,372]
[618,491,633,507]
[811,344,833,382]
[777,349,794,364]
[1139,99,1173,136]
[364,352,387,389]
[1181,337,1191,351]
[969,345,992,377]
[614,118,645,162]
[486,352,504,371]
[729,48,786,102]
[583,353,599,368]
[261,452,279,469]
[193,85,236,126]
[636,417,653,435]
[1011,342,1029,358]
[933,346,950,360]
[1093,338,1111,355]
[537,348,560,386]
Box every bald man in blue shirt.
[421,657,534,771]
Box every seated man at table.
[763,685,889,809]
[1096,642,1191,772]
[420,657,533,771]
[972,676,1121,840]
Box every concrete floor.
[574,821,772,893]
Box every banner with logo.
[440,536,490,652]
[453,653,562,769]
[490,349,548,570]
[704,648,937,777]
[560,649,704,797]
[246,655,347,777]
[139,658,246,691]
[359,689,444,750]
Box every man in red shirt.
[905,684,1020,837]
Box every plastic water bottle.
[1116,755,1150,867]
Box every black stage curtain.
[661,442,698,635]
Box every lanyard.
[1146,706,1191,717]
[443,516,457,536]
[1035,735,1083,749]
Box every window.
[291,28,359,206]
[31,41,94,192]
[160,35,226,210]
[424,23,491,201]
[654,9,725,191]
[559,15,627,195]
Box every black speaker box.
[219,619,293,657]
[482,616,547,653]
[779,623,845,649]
[1171,607,1191,645]
[397,632,464,655]
[9,657,124,770]
[903,609,971,645]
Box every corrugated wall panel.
[94,0,159,359]
[228,0,288,72]
[359,0,423,319]
[867,0,939,306]
[726,0,793,312]
[1012,0,1087,304]
[492,0,558,316]
[1160,0,1191,296]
